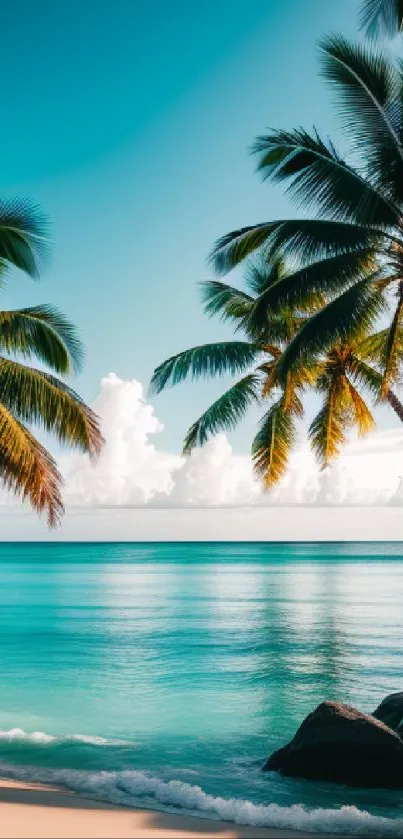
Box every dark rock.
[263,700,403,788]
[373,692,403,735]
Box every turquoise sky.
[3,0,372,454]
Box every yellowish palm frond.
[309,379,349,468]
[260,361,279,398]
[344,379,375,436]
[0,403,63,528]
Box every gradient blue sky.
[3,0,375,456]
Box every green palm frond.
[348,355,384,397]
[320,36,403,201]
[211,218,385,275]
[360,0,403,38]
[276,281,385,383]
[0,306,84,374]
[0,200,50,279]
[211,223,278,276]
[199,280,254,323]
[0,403,63,528]
[183,374,261,454]
[252,396,298,487]
[150,341,260,394]
[244,258,286,294]
[0,358,103,458]
[252,128,399,226]
[242,250,376,324]
[355,326,403,365]
[258,219,383,265]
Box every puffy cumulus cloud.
[64,373,180,506]
[62,373,403,509]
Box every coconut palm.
[150,261,389,486]
[211,36,403,409]
[0,200,103,526]
[360,0,403,38]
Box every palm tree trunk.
[386,389,403,422]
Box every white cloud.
[61,373,403,511]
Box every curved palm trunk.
[386,389,403,422]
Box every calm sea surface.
[0,541,403,835]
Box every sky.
[3,0,403,540]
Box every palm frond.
[0,403,63,527]
[320,35,403,201]
[0,358,103,458]
[260,360,280,397]
[353,328,393,363]
[345,378,376,435]
[149,341,260,394]
[0,200,50,279]
[255,218,383,264]
[252,396,298,487]
[309,380,348,468]
[0,306,84,373]
[348,355,384,397]
[360,0,403,38]
[183,374,261,454]
[276,280,385,382]
[241,250,376,325]
[199,280,253,323]
[211,223,278,276]
[211,217,385,275]
[252,128,399,226]
[244,258,286,293]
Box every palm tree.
[210,36,403,410]
[150,261,386,487]
[360,0,403,38]
[0,200,103,526]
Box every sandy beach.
[0,779,346,839]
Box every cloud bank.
[62,373,403,510]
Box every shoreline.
[0,779,347,839]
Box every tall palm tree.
[0,200,103,526]
[150,261,387,487]
[360,0,403,38]
[210,36,403,408]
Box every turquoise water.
[1,542,403,835]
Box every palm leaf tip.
[0,199,51,279]
[359,0,403,38]
[0,306,85,375]
[149,342,260,395]
[209,224,277,274]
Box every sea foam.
[0,729,117,746]
[0,761,402,837]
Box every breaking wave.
[0,761,402,836]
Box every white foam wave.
[0,729,118,746]
[0,762,401,836]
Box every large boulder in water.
[263,700,403,788]
[373,692,403,735]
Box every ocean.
[0,541,402,836]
